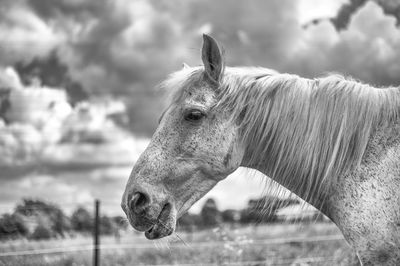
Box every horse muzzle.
[121,188,177,239]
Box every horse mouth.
[144,203,175,240]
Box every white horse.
[122,34,400,265]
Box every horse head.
[121,35,244,239]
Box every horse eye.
[184,110,205,122]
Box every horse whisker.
[174,232,190,248]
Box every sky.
[0,0,400,215]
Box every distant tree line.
[177,196,300,231]
[0,199,127,240]
[0,196,305,240]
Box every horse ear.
[201,34,223,83]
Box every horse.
[121,34,400,265]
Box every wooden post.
[93,199,100,266]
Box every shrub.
[99,216,115,235]
[30,224,53,240]
[177,213,201,231]
[0,213,28,239]
[200,198,222,228]
[71,207,93,232]
[15,199,71,236]
[112,216,128,230]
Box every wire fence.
[135,257,338,266]
[0,234,344,257]
[0,240,344,266]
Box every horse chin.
[144,203,176,240]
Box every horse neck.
[233,72,400,209]
[241,145,328,209]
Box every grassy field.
[0,222,360,266]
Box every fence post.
[93,199,100,266]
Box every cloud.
[0,0,187,96]
[0,175,94,214]
[289,1,400,86]
[297,0,348,25]
[30,0,186,95]
[0,67,23,89]
[0,78,71,168]
[0,67,148,178]
[330,0,400,30]
[0,0,189,135]
[0,0,63,65]
[41,138,149,171]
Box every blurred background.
[0,0,399,265]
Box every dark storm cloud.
[330,0,400,30]
[26,0,185,94]
[28,0,107,22]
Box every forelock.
[161,67,204,105]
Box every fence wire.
[139,256,338,266]
[0,234,344,257]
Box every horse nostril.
[129,192,149,213]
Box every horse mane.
[164,66,400,205]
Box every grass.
[0,222,360,266]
